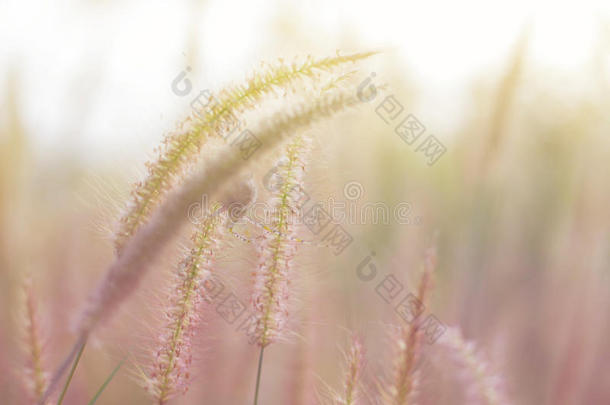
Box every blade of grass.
[56,339,86,405]
[87,359,124,405]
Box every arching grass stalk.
[115,52,376,253]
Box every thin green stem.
[87,359,124,405]
[57,339,86,405]
[253,346,266,405]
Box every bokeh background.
[1,0,610,404]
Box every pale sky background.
[1,0,608,165]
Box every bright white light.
[0,0,608,161]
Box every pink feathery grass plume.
[142,201,228,404]
[251,134,311,347]
[19,277,49,404]
[439,327,509,405]
[340,334,366,405]
[379,246,437,405]
[316,333,367,405]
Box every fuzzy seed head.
[19,278,49,403]
[251,135,311,347]
[440,327,509,405]
[342,335,366,405]
[143,205,224,403]
[380,246,438,405]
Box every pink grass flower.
[340,335,366,405]
[144,207,225,404]
[251,135,310,347]
[439,327,509,405]
[20,277,49,404]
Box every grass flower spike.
[251,134,311,347]
[144,177,255,403]
[144,203,224,404]
[340,335,366,405]
[440,327,508,405]
[20,277,49,403]
[381,246,436,405]
[250,133,313,405]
